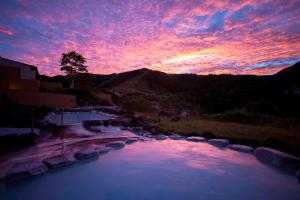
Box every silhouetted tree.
[60,51,88,88]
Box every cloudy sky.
[0,0,299,76]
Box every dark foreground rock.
[96,146,112,154]
[153,135,168,140]
[106,141,126,149]
[169,134,184,140]
[228,144,254,153]
[43,155,74,168]
[75,149,99,160]
[186,136,206,142]
[126,138,139,144]
[208,139,230,147]
[254,147,300,172]
[6,162,48,181]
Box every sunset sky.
[0,0,299,76]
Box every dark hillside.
[38,62,300,117]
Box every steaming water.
[1,140,299,200]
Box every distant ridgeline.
[39,61,300,118]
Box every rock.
[254,147,300,171]
[6,162,48,181]
[106,141,126,149]
[186,136,206,142]
[153,135,168,140]
[169,134,184,140]
[75,149,99,160]
[96,146,112,154]
[296,170,300,183]
[228,144,254,153]
[43,155,74,168]
[126,138,139,144]
[139,137,151,142]
[208,139,230,147]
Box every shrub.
[119,95,154,113]
[213,109,276,124]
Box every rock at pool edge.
[228,144,254,153]
[43,154,74,168]
[96,146,112,154]
[6,162,48,181]
[208,139,230,147]
[169,134,184,140]
[153,135,168,140]
[186,136,206,142]
[254,147,300,171]
[106,141,126,149]
[126,138,139,144]
[75,149,99,160]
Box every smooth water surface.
[46,112,115,125]
[1,140,299,200]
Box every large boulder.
[153,135,168,140]
[254,147,300,171]
[208,139,230,147]
[75,149,98,160]
[96,146,112,154]
[6,162,48,181]
[228,144,254,153]
[186,136,206,142]
[169,134,184,140]
[126,138,139,144]
[43,155,74,169]
[106,141,126,150]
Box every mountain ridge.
[38,61,300,116]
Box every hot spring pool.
[1,140,299,200]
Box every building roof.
[0,56,38,73]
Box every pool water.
[1,140,299,200]
[45,112,115,125]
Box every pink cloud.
[0,26,14,36]
[0,0,299,76]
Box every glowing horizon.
[0,0,299,76]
